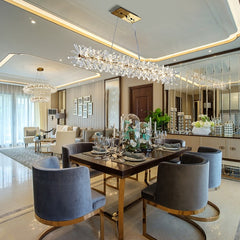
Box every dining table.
[70,147,190,240]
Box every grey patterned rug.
[0,146,53,169]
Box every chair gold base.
[38,227,60,240]
[143,199,206,240]
[188,200,220,222]
[36,208,104,240]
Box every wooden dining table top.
[70,147,191,178]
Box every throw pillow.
[67,126,73,131]
[26,130,36,136]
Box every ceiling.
[1,0,240,89]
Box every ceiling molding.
[4,0,240,63]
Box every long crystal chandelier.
[23,67,57,102]
[68,7,175,84]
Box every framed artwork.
[78,104,82,116]
[78,97,83,105]
[88,102,93,115]
[73,98,78,115]
[83,103,88,111]
[83,110,88,119]
[83,95,92,103]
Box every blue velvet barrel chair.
[32,156,106,240]
[142,153,209,240]
[148,138,186,181]
[62,142,105,194]
[187,146,222,222]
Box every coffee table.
[34,138,56,154]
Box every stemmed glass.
[102,137,111,160]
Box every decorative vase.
[192,127,211,136]
[123,114,140,152]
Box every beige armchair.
[49,131,76,156]
[24,127,40,148]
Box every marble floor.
[0,152,240,240]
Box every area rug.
[0,146,53,169]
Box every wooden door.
[130,84,153,121]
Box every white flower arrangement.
[130,139,137,147]
[192,115,214,128]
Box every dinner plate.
[91,150,107,155]
[123,156,146,162]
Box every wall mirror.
[164,50,240,133]
[104,77,121,130]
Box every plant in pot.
[145,108,170,131]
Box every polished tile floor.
[0,152,240,240]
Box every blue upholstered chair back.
[62,142,94,168]
[189,146,222,189]
[32,156,93,222]
[155,153,209,212]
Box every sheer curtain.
[0,83,38,147]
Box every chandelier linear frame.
[69,6,175,84]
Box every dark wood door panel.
[130,84,153,121]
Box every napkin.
[123,152,145,159]
[163,143,181,149]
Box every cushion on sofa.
[73,126,80,137]
[67,126,73,131]
[26,130,37,136]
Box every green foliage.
[145,108,170,131]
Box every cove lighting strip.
[0,54,15,68]
[56,73,101,88]
[4,0,240,62]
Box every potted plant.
[145,108,170,131]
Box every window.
[0,84,36,147]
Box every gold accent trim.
[145,199,205,216]
[111,7,141,23]
[5,0,240,63]
[35,208,101,226]
[188,200,220,222]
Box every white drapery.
[0,83,39,147]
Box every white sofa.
[24,127,40,147]
[54,125,114,142]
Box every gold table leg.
[118,178,125,240]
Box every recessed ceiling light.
[59,58,62,62]
[31,19,36,24]
[173,59,177,62]
[208,49,212,53]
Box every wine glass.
[102,137,110,160]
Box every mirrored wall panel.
[104,77,121,130]
[164,50,240,135]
